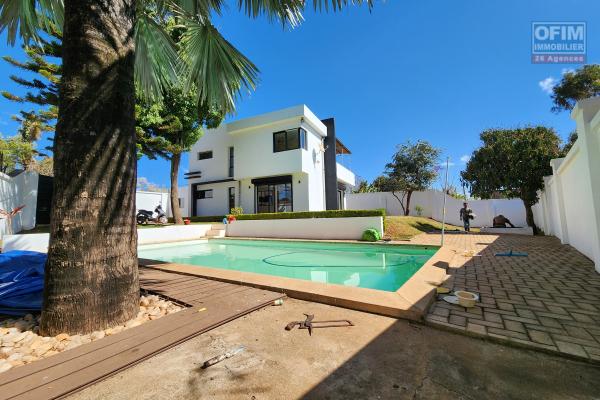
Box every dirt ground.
[69,298,600,400]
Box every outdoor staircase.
[206,224,226,238]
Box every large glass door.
[255,182,293,213]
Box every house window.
[273,128,307,152]
[228,147,234,178]
[178,198,184,208]
[228,187,235,212]
[198,151,213,160]
[255,182,293,213]
[198,189,213,199]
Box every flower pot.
[455,291,478,308]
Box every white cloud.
[137,177,162,192]
[561,68,575,75]
[460,154,470,163]
[539,77,557,94]
[438,161,455,168]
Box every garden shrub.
[361,228,381,242]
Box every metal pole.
[441,157,449,246]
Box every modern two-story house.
[184,105,356,217]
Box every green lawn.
[384,216,476,240]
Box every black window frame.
[228,147,234,178]
[198,189,213,199]
[273,128,307,153]
[197,151,213,160]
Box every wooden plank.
[160,281,234,300]
[3,289,283,400]
[0,268,284,400]
[184,285,253,304]
[145,278,227,294]
[139,275,197,289]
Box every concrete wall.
[346,190,527,228]
[136,191,170,215]
[532,97,600,272]
[2,224,214,253]
[225,216,384,240]
[0,171,39,237]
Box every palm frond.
[134,12,183,100]
[236,0,304,26]
[309,0,373,12]
[0,0,63,45]
[180,17,258,112]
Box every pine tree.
[2,25,61,143]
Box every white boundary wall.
[2,224,214,253]
[226,217,384,240]
[532,98,600,272]
[346,190,526,228]
[0,171,39,237]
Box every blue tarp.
[0,251,46,315]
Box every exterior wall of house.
[189,124,234,182]
[186,105,348,216]
[194,181,237,217]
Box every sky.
[0,0,598,192]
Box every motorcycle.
[136,205,168,225]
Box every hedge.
[182,209,385,223]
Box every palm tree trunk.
[170,153,184,224]
[40,0,139,336]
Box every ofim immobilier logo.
[532,22,586,64]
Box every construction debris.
[285,314,353,336]
[201,345,245,369]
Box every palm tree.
[0,0,371,335]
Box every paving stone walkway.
[411,232,600,362]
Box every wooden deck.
[0,267,284,400]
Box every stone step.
[210,224,226,231]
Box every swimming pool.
[138,239,437,292]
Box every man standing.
[459,202,474,232]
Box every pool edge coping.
[139,242,452,321]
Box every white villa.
[181,105,356,217]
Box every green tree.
[551,65,600,113]
[0,0,372,335]
[0,136,36,174]
[383,141,440,216]
[137,85,223,224]
[561,131,578,155]
[353,177,376,193]
[461,127,561,232]
[2,25,61,143]
[32,156,53,176]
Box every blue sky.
[0,0,598,191]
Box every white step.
[210,224,226,231]
[206,229,226,238]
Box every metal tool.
[285,314,354,336]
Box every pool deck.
[412,232,600,363]
[139,239,451,321]
[0,268,283,400]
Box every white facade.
[186,105,356,216]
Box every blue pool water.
[138,239,437,292]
